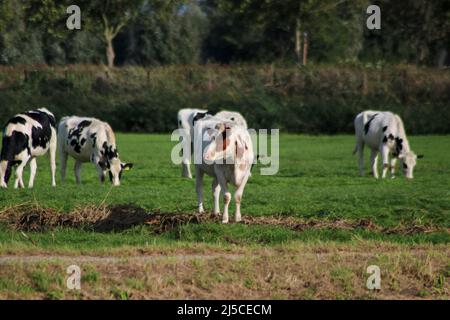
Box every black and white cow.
[354,110,423,179]
[58,116,133,186]
[0,108,57,188]
[177,108,212,178]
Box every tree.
[119,0,205,65]
[79,0,145,68]
[0,0,46,65]
[374,0,450,65]
[202,0,367,63]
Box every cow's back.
[59,116,106,162]
[178,108,210,139]
[3,108,55,158]
[355,111,397,150]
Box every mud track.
[0,204,447,235]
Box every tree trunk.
[295,18,302,63]
[106,35,115,68]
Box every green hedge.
[0,64,449,134]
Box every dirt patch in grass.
[0,204,447,235]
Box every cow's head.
[203,123,251,168]
[99,158,133,186]
[399,151,423,179]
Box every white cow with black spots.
[353,110,423,179]
[58,116,133,186]
[194,116,254,223]
[0,108,57,188]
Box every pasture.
[0,134,449,299]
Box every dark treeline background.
[0,0,449,133]
[1,0,449,66]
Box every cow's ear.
[121,163,133,171]
[417,154,424,159]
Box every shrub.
[0,64,448,134]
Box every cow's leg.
[14,156,29,189]
[381,146,390,179]
[95,165,106,183]
[0,161,7,188]
[60,151,68,182]
[234,172,251,223]
[49,135,57,187]
[216,171,231,224]
[74,160,82,184]
[390,157,397,178]
[212,177,221,215]
[181,162,192,179]
[195,166,205,213]
[28,158,37,188]
[181,134,192,178]
[370,150,379,179]
[357,141,365,176]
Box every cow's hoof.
[222,220,229,224]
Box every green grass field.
[0,134,449,299]
[0,134,448,249]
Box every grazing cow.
[215,110,248,129]
[58,116,133,186]
[177,108,212,178]
[194,117,254,223]
[0,108,57,188]
[353,111,423,179]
